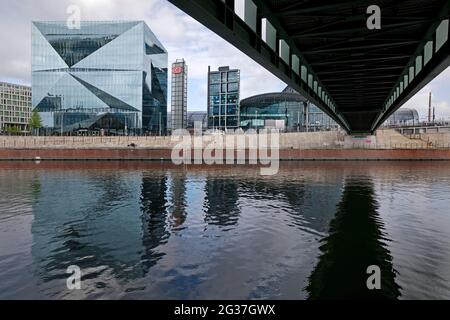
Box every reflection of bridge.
[168,0,450,134]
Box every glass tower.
[32,21,168,135]
[207,66,240,130]
[171,59,187,130]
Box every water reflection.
[168,173,187,230]
[30,172,145,295]
[204,177,240,228]
[237,177,342,234]
[2,162,450,299]
[25,168,345,298]
[140,173,170,273]
[306,176,401,299]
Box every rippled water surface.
[0,161,450,299]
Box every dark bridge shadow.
[306,176,401,299]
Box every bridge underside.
[167,0,450,134]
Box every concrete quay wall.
[0,129,444,150]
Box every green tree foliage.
[29,109,42,135]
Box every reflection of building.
[171,59,188,130]
[238,176,341,233]
[207,66,240,130]
[32,21,168,134]
[0,82,32,132]
[140,173,170,271]
[204,177,240,227]
[30,171,146,296]
[384,108,419,126]
[240,86,338,131]
[168,173,187,229]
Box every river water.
[0,161,449,299]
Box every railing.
[0,136,173,149]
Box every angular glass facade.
[32,21,168,134]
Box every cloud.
[0,0,449,117]
[0,0,284,111]
[402,68,450,120]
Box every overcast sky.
[1,0,449,120]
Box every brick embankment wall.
[2,148,450,161]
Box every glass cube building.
[32,21,168,135]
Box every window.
[227,94,238,104]
[210,95,220,105]
[210,73,220,84]
[227,82,238,92]
[227,105,237,114]
[228,71,239,82]
[209,84,220,94]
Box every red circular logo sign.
[172,66,183,74]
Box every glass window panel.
[424,41,433,65]
[210,84,220,94]
[301,66,307,82]
[415,56,422,75]
[262,18,276,50]
[210,73,220,84]
[227,71,239,82]
[436,19,449,52]
[227,82,238,92]
[279,39,290,64]
[292,55,300,75]
[235,0,257,32]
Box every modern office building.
[240,86,339,131]
[384,108,420,126]
[187,111,208,129]
[207,66,240,130]
[0,82,32,133]
[171,59,188,130]
[167,111,208,130]
[32,21,168,135]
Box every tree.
[29,109,42,136]
[6,125,20,136]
